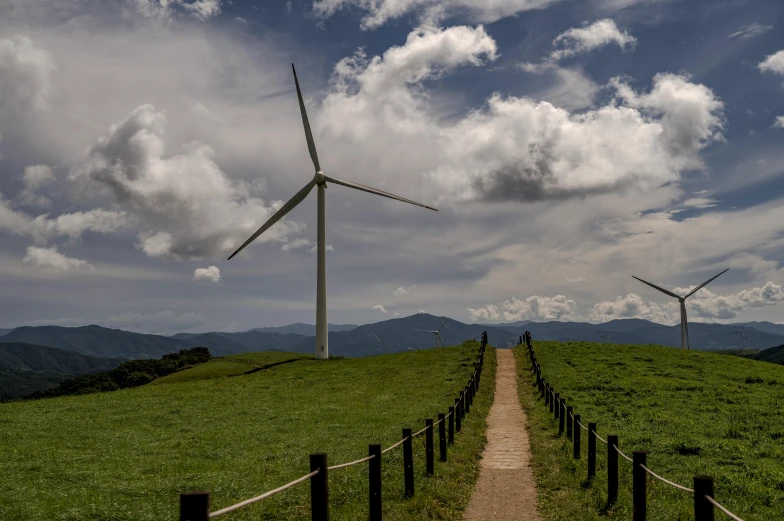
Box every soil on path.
[462,348,541,521]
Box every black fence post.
[588,423,597,480]
[402,429,414,498]
[460,390,466,419]
[544,383,549,405]
[369,444,382,521]
[554,393,560,420]
[573,414,581,459]
[465,386,471,414]
[559,401,566,436]
[180,492,209,521]
[694,476,714,521]
[608,435,619,505]
[438,413,447,462]
[566,406,573,440]
[633,451,647,521]
[310,453,329,521]
[455,399,462,432]
[426,419,434,476]
[448,406,455,442]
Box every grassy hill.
[0,342,494,520]
[514,341,784,521]
[754,344,784,365]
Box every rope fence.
[180,336,489,521]
[524,334,746,521]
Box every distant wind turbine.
[228,64,437,360]
[414,312,452,348]
[732,322,751,352]
[632,269,728,350]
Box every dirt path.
[462,349,541,521]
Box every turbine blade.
[632,276,682,299]
[684,268,729,299]
[323,175,437,211]
[292,64,321,173]
[228,180,315,260]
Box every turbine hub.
[315,170,326,184]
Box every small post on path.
[588,423,597,479]
[566,405,573,440]
[438,413,447,462]
[310,453,329,521]
[402,429,414,498]
[573,414,581,459]
[633,451,647,521]
[608,435,619,505]
[448,406,455,442]
[368,444,382,521]
[180,492,209,521]
[425,419,434,476]
[694,476,714,521]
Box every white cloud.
[235,16,247,23]
[16,165,55,208]
[468,295,577,322]
[182,0,222,21]
[0,36,57,119]
[282,238,312,251]
[681,197,717,209]
[313,0,561,30]
[193,265,221,282]
[550,19,637,62]
[394,284,418,295]
[22,245,94,272]
[728,23,773,39]
[372,304,388,313]
[773,116,784,129]
[758,50,784,75]
[589,293,675,323]
[131,0,223,21]
[69,105,303,259]
[309,244,334,253]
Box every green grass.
[151,352,310,385]
[514,341,784,521]
[0,342,495,520]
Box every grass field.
[514,341,784,521]
[0,343,495,520]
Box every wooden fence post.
[544,383,549,405]
[633,451,647,521]
[608,435,618,505]
[573,414,581,459]
[310,453,329,521]
[402,429,414,498]
[588,423,597,480]
[456,398,462,432]
[465,385,471,413]
[554,393,560,420]
[559,401,566,436]
[438,413,447,462]
[369,444,382,521]
[448,406,455,442]
[426,419,434,476]
[694,476,714,521]
[180,492,209,521]
[566,406,573,440]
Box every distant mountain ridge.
[247,323,357,335]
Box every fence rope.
[576,419,589,432]
[327,454,376,471]
[381,435,410,454]
[613,443,634,462]
[412,424,431,437]
[209,470,320,518]
[705,495,746,521]
[639,464,694,494]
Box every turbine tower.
[732,322,750,352]
[632,269,728,350]
[229,65,437,359]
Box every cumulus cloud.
[182,0,222,21]
[550,19,637,62]
[773,116,784,129]
[282,238,312,251]
[309,244,334,253]
[16,165,55,208]
[131,0,223,21]
[69,105,302,259]
[758,50,784,75]
[193,265,221,282]
[22,245,94,272]
[0,195,128,243]
[728,23,773,39]
[394,284,417,295]
[372,304,388,313]
[589,293,675,323]
[0,36,57,115]
[468,295,577,322]
[313,0,560,30]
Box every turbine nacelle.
[315,170,326,184]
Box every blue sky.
[0,0,783,333]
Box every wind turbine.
[732,322,751,352]
[414,313,452,348]
[632,269,728,350]
[228,65,437,360]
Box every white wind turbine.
[632,268,728,350]
[229,65,437,360]
[414,313,452,348]
[732,322,750,352]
